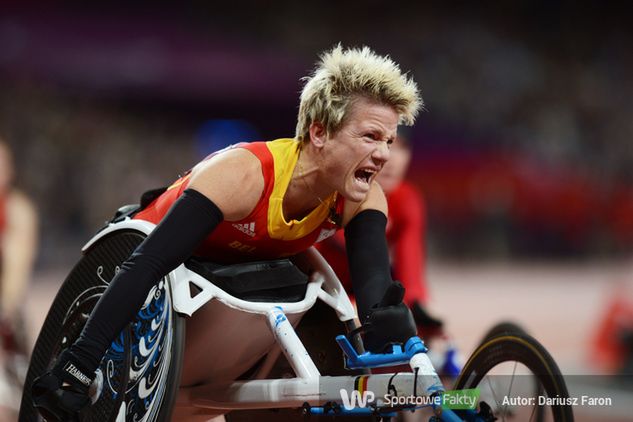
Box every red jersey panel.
[134,139,344,264]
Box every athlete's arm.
[342,181,389,320]
[342,182,416,352]
[69,150,264,373]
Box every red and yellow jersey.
[134,138,344,263]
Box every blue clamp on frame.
[335,335,427,369]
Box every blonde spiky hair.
[295,44,422,142]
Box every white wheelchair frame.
[84,218,459,420]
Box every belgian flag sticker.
[354,375,369,395]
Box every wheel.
[19,229,185,422]
[454,332,573,421]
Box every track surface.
[6,261,633,421]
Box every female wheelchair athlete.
[19,205,574,422]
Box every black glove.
[32,349,93,421]
[362,281,417,353]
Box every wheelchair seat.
[185,257,309,303]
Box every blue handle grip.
[336,335,428,369]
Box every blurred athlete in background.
[0,139,38,418]
[316,129,443,337]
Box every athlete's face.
[315,97,399,202]
[375,135,412,195]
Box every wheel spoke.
[528,394,538,422]
[501,361,518,417]
[484,376,505,421]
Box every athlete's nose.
[372,141,390,165]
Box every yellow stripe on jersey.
[166,174,191,191]
[266,138,337,240]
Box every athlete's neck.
[283,146,334,221]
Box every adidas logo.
[232,222,256,237]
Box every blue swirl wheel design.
[19,229,185,421]
[124,276,181,421]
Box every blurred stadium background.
[1,1,632,420]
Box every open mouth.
[354,168,376,186]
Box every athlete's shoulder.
[264,138,301,162]
[265,138,300,148]
[193,144,262,173]
[189,146,265,221]
[223,138,299,169]
[192,138,298,194]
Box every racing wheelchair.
[19,206,574,421]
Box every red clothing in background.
[316,180,428,306]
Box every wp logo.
[339,389,375,410]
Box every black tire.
[19,229,185,422]
[454,332,573,422]
[480,321,528,344]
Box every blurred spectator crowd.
[0,3,631,266]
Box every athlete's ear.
[309,122,327,149]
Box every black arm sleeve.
[344,209,392,322]
[70,189,223,372]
